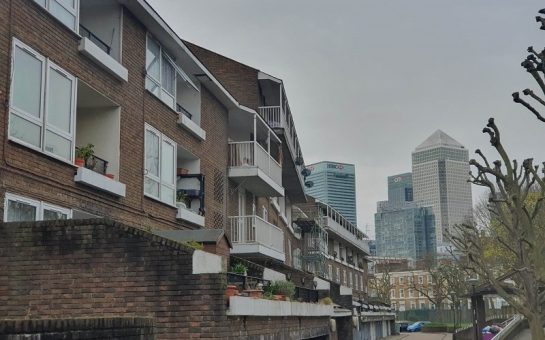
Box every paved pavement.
[385,333,452,340]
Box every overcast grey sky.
[149,0,545,237]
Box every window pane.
[12,46,43,118]
[50,1,76,30]
[161,185,175,205]
[161,56,175,95]
[161,140,174,185]
[43,209,68,220]
[47,68,73,133]
[144,177,159,197]
[146,38,160,79]
[145,129,159,177]
[34,0,47,7]
[45,130,72,160]
[9,113,42,147]
[6,200,37,222]
[55,0,75,9]
[145,77,160,96]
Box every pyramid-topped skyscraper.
[412,130,473,253]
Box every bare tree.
[369,266,393,305]
[450,117,545,339]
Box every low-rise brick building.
[0,0,392,338]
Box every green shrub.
[266,280,295,299]
[422,322,447,333]
[230,262,247,275]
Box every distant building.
[375,173,436,261]
[368,240,377,256]
[305,161,357,225]
[412,130,473,252]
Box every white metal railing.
[259,105,304,182]
[228,141,282,186]
[229,215,284,254]
[259,106,282,128]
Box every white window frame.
[4,193,72,222]
[336,268,340,283]
[145,35,200,112]
[144,123,176,206]
[400,289,404,298]
[9,38,77,164]
[34,0,80,32]
[262,206,268,220]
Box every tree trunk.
[528,316,544,339]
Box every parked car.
[407,321,430,332]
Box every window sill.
[144,193,177,209]
[177,114,206,141]
[74,167,126,197]
[79,37,128,82]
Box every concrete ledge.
[177,114,206,141]
[176,203,205,227]
[79,37,128,82]
[192,250,222,274]
[74,167,126,197]
[227,296,333,316]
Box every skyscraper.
[412,130,473,251]
[305,161,357,225]
[375,173,436,260]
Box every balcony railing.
[259,106,282,128]
[176,103,193,120]
[84,154,108,175]
[229,215,284,254]
[228,141,282,185]
[79,24,111,55]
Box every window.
[9,39,76,163]
[4,193,71,222]
[145,35,199,112]
[262,206,268,220]
[336,268,340,283]
[419,276,424,284]
[409,289,413,298]
[293,248,302,270]
[399,289,404,298]
[144,124,176,206]
[343,270,347,285]
[349,272,353,287]
[34,0,79,31]
[391,289,395,298]
[328,265,332,279]
[399,277,404,285]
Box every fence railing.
[176,103,193,119]
[79,24,111,55]
[294,286,319,303]
[229,215,284,253]
[259,106,282,128]
[228,141,282,186]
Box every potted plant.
[225,285,238,299]
[230,262,248,276]
[176,191,190,208]
[75,144,95,168]
[177,167,189,176]
[269,280,295,301]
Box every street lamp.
[467,278,479,340]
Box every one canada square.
[411,130,473,253]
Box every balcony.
[228,141,284,197]
[258,102,306,202]
[175,148,205,227]
[78,3,127,81]
[229,215,285,262]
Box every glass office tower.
[375,173,436,260]
[412,130,473,252]
[305,161,357,225]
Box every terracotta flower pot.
[75,158,85,167]
[105,173,114,179]
[225,285,238,298]
[244,289,264,299]
[273,294,285,301]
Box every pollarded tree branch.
[523,88,545,107]
[513,92,545,122]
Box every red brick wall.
[186,42,261,110]
[0,0,228,232]
[0,219,330,339]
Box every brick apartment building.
[0,0,392,338]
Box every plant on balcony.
[230,262,248,276]
[319,297,332,305]
[266,280,295,301]
[176,191,191,208]
[75,143,95,168]
[358,261,365,269]
[332,251,337,259]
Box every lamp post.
[467,278,479,340]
